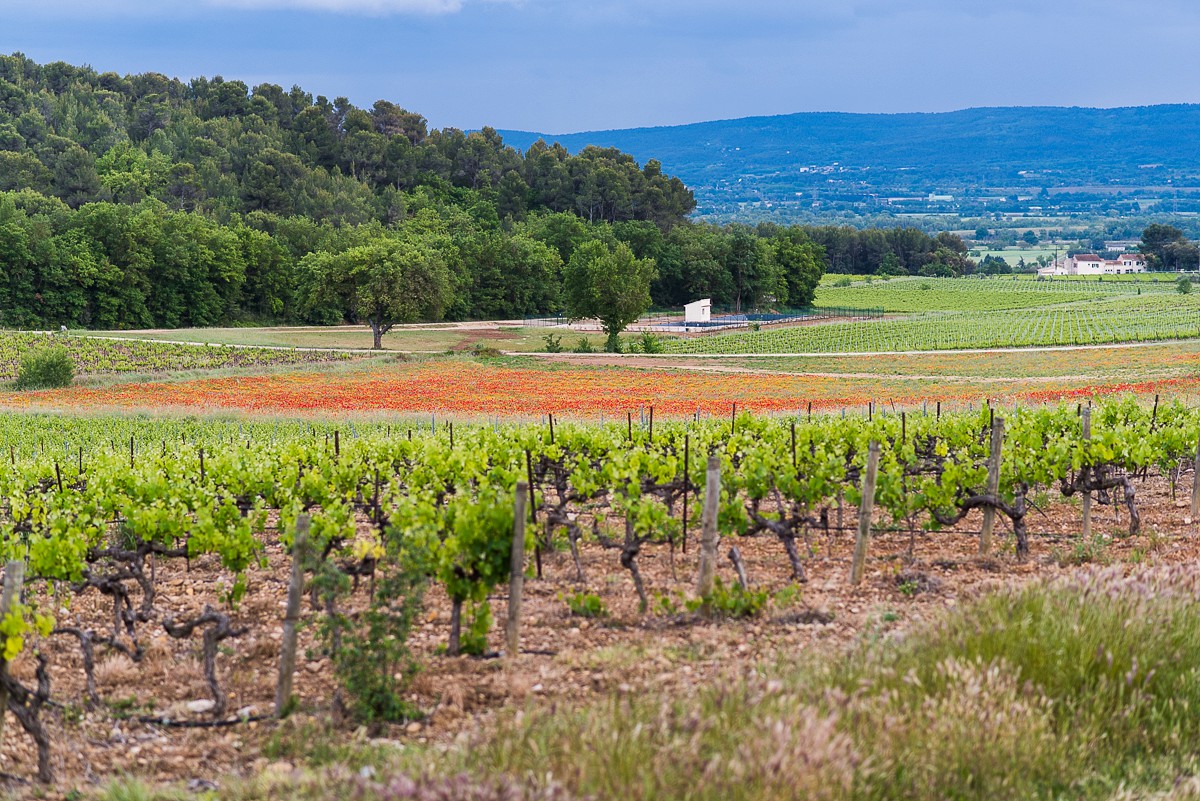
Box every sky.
[3,0,1200,133]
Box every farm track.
[564,337,1200,359]
[526,353,1124,383]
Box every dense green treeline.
[0,54,841,328]
[0,53,979,328]
[0,189,835,328]
[804,225,973,276]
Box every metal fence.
[524,306,884,332]
[653,306,884,331]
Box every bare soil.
[1,474,1195,798]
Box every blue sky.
[4,1,1200,133]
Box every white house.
[1037,253,1147,277]
[684,298,712,323]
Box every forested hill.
[498,106,1200,219]
[0,53,694,226]
[0,53,852,330]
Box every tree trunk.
[621,518,648,613]
[727,545,749,589]
[1014,485,1029,562]
[370,320,383,350]
[567,523,585,584]
[779,534,807,583]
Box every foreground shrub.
[434,566,1200,801]
[14,346,74,389]
[844,656,1070,799]
[467,684,857,801]
[314,562,424,726]
[844,565,1200,761]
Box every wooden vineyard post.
[681,433,690,554]
[0,560,27,751]
[525,450,541,580]
[696,455,721,598]
[1190,436,1200,527]
[506,482,528,658]
[850,441,880,585]
[1081,406,1092,539]
[980,417,1005,556]
[790,421,797,469]
[275,515,310,718]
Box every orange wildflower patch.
[5,362,1200,418]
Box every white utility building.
[684,298,712,323]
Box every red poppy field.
[5,358,1200,418]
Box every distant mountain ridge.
[498,106,1200,220]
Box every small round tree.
[299,238,453,349]
[563,240,657,352]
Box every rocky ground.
[0,473,1194,798]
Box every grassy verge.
[81,326,617,353]
[444,565,1200,801]
[101,565,1200,801]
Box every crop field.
[6,356,1200,419]
[1011,272,1175,283]
[972,246,1060,264]
[2,403,1200,799]
[666,293,1200,354]
[812,275,1173,313]
[0,332,355,379]
[2,264,1199,800]
[718,340,1200,380]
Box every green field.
[664,293,1200,354]
[973,246,1059,264]
[80,325,612,353]
[0,330,356,380]
[812,275,1170,313]
[1011,272,1178,283]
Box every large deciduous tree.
[301,238,453,349]
[563,240,656,352]
[1140,224,1192,270]
[771,228,825,307]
